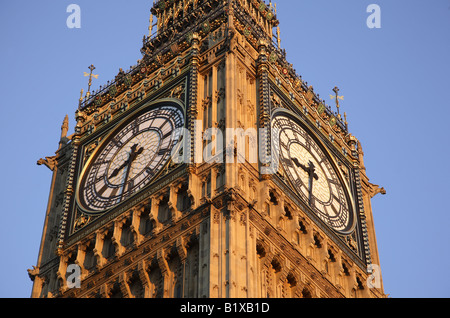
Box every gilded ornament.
[317,103,326,114]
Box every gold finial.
[61,115,69,139]
[330,86,344,119]
[84,64,98,95]
[78,88,84,108]
[149,11,154,37]
[276,26,281,49]
[344,112,348,130]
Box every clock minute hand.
[122,145,145,183]
[308,161,319,181]
[109,159,130,179]
[120,145,144,201]
[293,158,319,206]
[306,161,319,206]
[109,144,144,179]
[127,145,144,168]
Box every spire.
[61,115,69,140]
[276,26,281,49]
[84,64,98,97]
[344,112,348,130]
[78,88,84,109]
[330,86,344,119]
[148,8,154,37]
[274,2,281,49]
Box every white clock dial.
[272,114,355,233]
[76,102,184,214]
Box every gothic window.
[177,184,191,212]
[357,277,365,290]
[202,71,213,131]
[342,262,350,276]
[286,273,297,298]
[139,207,153,236]
[216,169,224,190]
[239,173,245,191]
[284,206,293,220]
[268,257,282,298]
[328,249,336,262]
[256,242,266,259]
[64,253,77,287]
[120,219,134,248]
[299,220,307,234]
[202,176,211,199]
[301,287,312,298]
[83,242,96,271]
[102,231,115,260]
[169,255,183,298]
[354,277,366,298]
[185,241,200,298]
[158,195,171,223]
[268,191,278,217]
[148,265,164,298]
[271,258,282,273]
[128,273,145,298]
[269,191,278,205]
[313,234,322,248]
[109,282,123,298]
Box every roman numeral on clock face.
[158,147,169,156]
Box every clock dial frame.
[76,99,185,215]
[272,110,356,234]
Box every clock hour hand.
[110,160,130,179]
[293,158,318,180]
[292,158,307,171]
[308,161,319,181]
[293,158,319,206]
[109,144,144,179]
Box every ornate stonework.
[30,0,386,299]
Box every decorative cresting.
[348,136,373,267]
[77,0,279,111]
[77,0,225,112]
[257,39,272,176]
[187,32,200,164]
[57,135,80,252]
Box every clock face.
[272,114,355,233]
[76,102,185,214]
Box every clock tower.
[30,0,387,298]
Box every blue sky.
[0,0,449,298]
